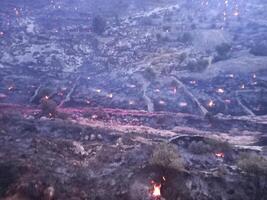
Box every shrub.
[181,32,193,44]
[40,98,57,117]
[150,143,184,171]
[143,67,156,81]
[31,87,52,104]
[186,58,209,72]
[250,40,267,56]
[238,153,267,175]
[214,43,232,62]
[188,141,212,154]
[92,16,106,35]
[204,138,232,153]
[216,43,231,56]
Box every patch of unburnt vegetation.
[142,67,156,81]
[92,16,106,35]
[188,137,233,156]
[40,98,57,117]
[238,153,267,175]
[214,43,231,62]
[186,58,209,72]
[205,138,232,152]
[188,140,212,154]
[178,32,193,44]
[149,143,184,171]
[250,40,267,56]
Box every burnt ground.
[0,0,267,199]
[0,105,267,200]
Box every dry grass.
[150,142,184,171]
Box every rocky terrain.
[0,0,267,199]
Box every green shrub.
[150,143,184,171]
[143,67,156,81]
[178,32,193,44]
[216,43,231,56]
[92,16,106,35]
[250,40,267,56]
[238,153,267,175]
[40,98,57,117]
[188,141,212,154]
[204,138,232,153]
[186,58,209,72]
[214,43,232,62]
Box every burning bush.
[238,153,267,175]
[150,143,184,171]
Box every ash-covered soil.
[0,0,267,199]
[0,106,267,200]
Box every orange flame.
[215,152,225,158]
[152,183,161,197]
[150,180,163,199]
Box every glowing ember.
[208,100,215,108]
[95,89,101,93]
[8,86,14,91]
[128,84,136,88]
[233,11,239,16]
[190,80,196,85]
[253,74,257,79]
[155,89,161,93]
[217,88,224,94]
[215,152,225,158]
[224,99,231,104]
[44,96,49,100]
[107,93,113,98]
[91,115,98,119]
[240,84,245,89]
[228,74,234,78]
[179,102,188,107]
[172,87,177,94]
[159,100,166,105]
[0,31,4,36]
[128,100,135,105]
